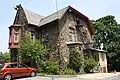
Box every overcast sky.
[0,0,120,52]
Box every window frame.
[14,28,19,42]
[18,63,28,68]
[6,63,18,68]
[69,27,75,42]
[31,31,35,40]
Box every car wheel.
[4,74,12,80]
[30,71,36,77]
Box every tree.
[18,32,48,67]
[0,52,10,62]
[91,15,120,71]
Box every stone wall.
[58,11,92,69]
[58,12,72,69]
[37,20,60,61]
[27,24,38,40]
[13,5,28,38]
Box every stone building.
[8,4,107,72]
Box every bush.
[84,58,97,73]
[68,48,84,73]
[63,68,76,75]
[37,67,43,73]
[44,61,59,75]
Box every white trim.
[66,42,83,45]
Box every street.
[15,73,120,80]
[15,76,78,80]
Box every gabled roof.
[23,5,93,35]
[38,6,93,35]
[38,6,69,26]
[24,9,44,26]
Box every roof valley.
[24,6,69,26]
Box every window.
[9,30,12,43]
[18,63,28,68]
[82,27,87,35]
[14,28,19,33]
[7,64,18,68]
[9,36,12,43]
[31,31,35,40]
[101,54,105,61]
[79,27,88,42]
[14,28,19,42]
[41,34,49,42]
[0,63,4,68]
[69,27,75,42]
[14,34,19,42]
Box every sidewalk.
[37,72,120,80]
[77,72,120,80]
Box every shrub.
[37,67,43,73]
[68,48,84,73]
[44,61,59,75]
[84,58,97,73]
[63,68,76,75]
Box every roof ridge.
[24,9,44,17]
[40,6,69,20]
[38,6,70,26]
[23,8,44,26]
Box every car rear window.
[0,63,4,68]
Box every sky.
[0,0,120,52]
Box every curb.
[37,73,77,78]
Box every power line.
[55,0,58,18]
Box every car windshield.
[0,63,4,68]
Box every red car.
[0,62,36,80]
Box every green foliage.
[37,67,43,73]
[41,61,59,75]
[62,68,76,75]
[38,60,77,75]
[68,48,84,73]
[92,15,120,55]
[84,58,97,73]
[18,32,48,65]
[91,15,120,71]
[0,52,10,62]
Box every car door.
[6,63,21,78]
[17,63,29,77]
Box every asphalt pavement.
[15,76,78,80]
[15,73,120,80]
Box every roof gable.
[38,6,94,35]
[38,6,69,26]
[68,6,94,35]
